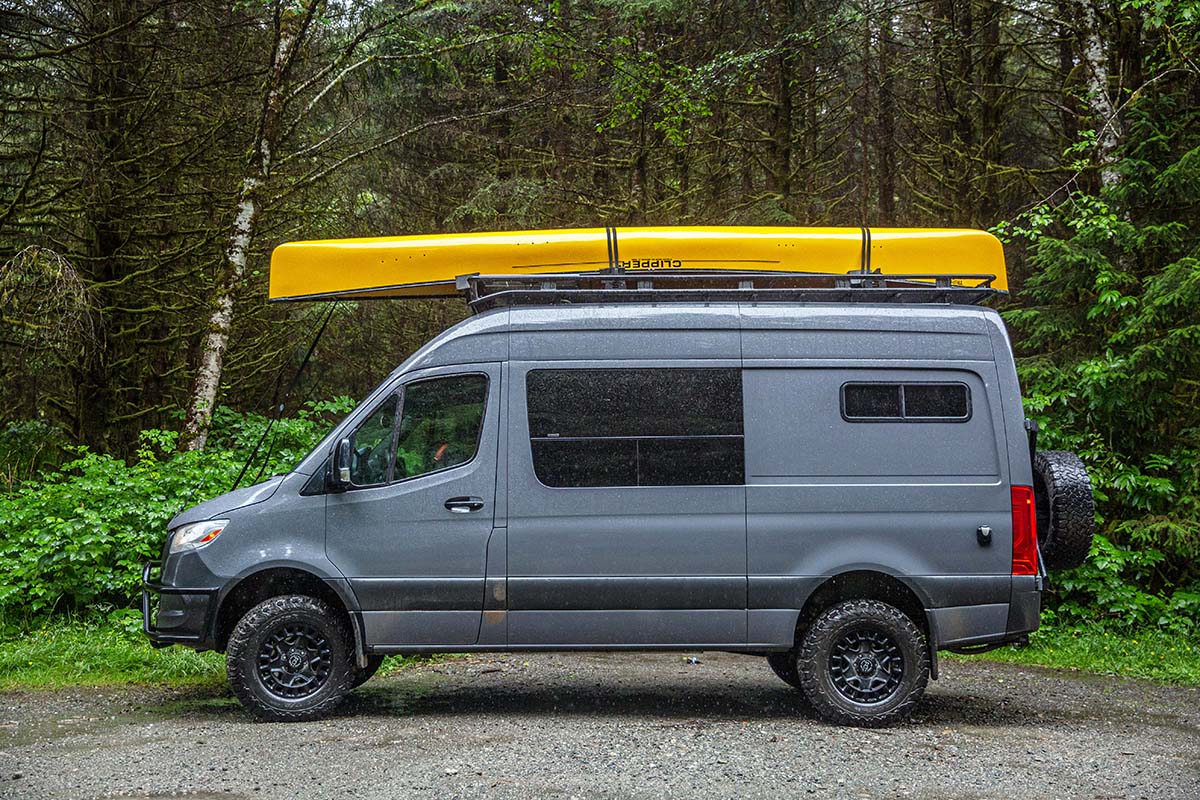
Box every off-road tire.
[1033,450,1095,572]
[767,651,803,689]
[226,594,354,722]
[797,599,929,727]
[352,655,385,689]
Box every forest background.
[1,0,1198,683]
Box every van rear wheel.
[226,594,354,722]
[797,599,929,727]
[767,651,803,689]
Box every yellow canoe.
[268,226,1006,301]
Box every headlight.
[169,520,229,554]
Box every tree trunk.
[876,10,897,225]
[859,14,872,223]
[180,1,319,451]
[977,0,1005,223]
[765,0,796,218]
[1079,0,1120,188]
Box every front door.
[326,363,501,646]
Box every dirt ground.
[1,652,1197,799]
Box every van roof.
[496,300,1003,331]
[394,300,1006,376]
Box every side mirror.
[328,437,352,491]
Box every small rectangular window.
[527,368,744,488]
[903,383,970,419]
[842,382,971,422]
[842,383,902,419]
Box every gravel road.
[1,652,1197,799]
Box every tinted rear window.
[842,383,902,418]
[527,368,744,487]
[842,382,971,421]
[903,383,970,418]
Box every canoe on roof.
[267,226,1007,301]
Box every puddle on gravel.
[0,684,231,747]
[338,675,446,716]
[0,709,130,749]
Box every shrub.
[0,400,351,623]
[1044,534,1200,634]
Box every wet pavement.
[1,652,1197,799]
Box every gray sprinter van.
[144,272,1095,727]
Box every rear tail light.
[1011,485,1038,575]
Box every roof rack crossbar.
[458,270,1003,312]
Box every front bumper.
[142,561,220,649]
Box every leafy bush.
[0,399,352,623]
[1045,535,1200,633]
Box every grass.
[0,613,449,691]
[1,615,1197,691]
[950,624,1200,686]
[0,616,224,690]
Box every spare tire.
[1032,450,1095,571]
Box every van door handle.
[444,496,484,513]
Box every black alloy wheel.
[828,627,904,704]
[257,621,333,699]
[796,598,929,727]
[226,594,354,722]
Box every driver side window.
[345,374,489,489]
[348,394,399,486]
[394,374,488,480]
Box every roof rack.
[456,270,1003,313]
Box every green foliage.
[1045,535,1200,632]
[599,39,712,147]
[1123,0,1200,30]
[988,23,1200,627]
[445,177,553,228]
[0,400,352,623]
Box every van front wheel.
[797,599,929,727]
[352,655,386,688]
[226,594,354,722]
